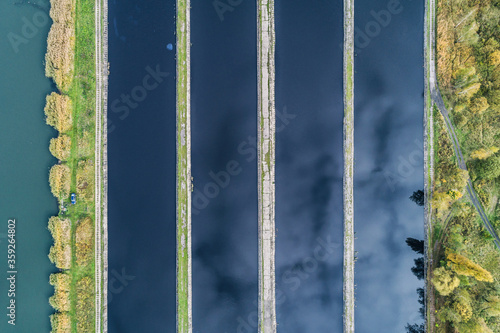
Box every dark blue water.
[354,0,425,331]
[107,1,177,332]
[191,2,258,332]
[275,1,344,332]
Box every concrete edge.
[176,1,192,332]
[423,0,434,331]
[99,0,109,331]
[343,0,355,332]
[257,1,277,333]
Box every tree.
[481,295,500,318]
[50,312,71,333]
[473,154,500,180]
[470,146,499,160]
[411,257,425,280]
[49,164,71,199]
[432,267,460,296]
[49,135,71,161]
[458,82,481,99]
[405,323,424,333]
[48,216,71,269]
[417,287,425,319]
[45,0,74,92]
[490,50,500,66]
[49,273,70,311]
[409,190,424,206]
[447,252,494,282]
[406,238,424,254]
[432,191,452,215]
[469,96,490,114]
[44,93,72,132]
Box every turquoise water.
[0,1,57,332]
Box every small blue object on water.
[166,43,173,51]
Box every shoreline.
[176,0,193,332]
[342,0,354,332]
[257,1,276,333]
[423,0,435,329]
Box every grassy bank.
[45,0,96,332]
[428,0,500,331]
[436,0,500,231]
[176,0,192,332]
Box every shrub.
[76,217,93,267]
[76,276,94,332]
[432,267,460,296]
[473,154,500,180]
[44,93,72,132]
[76,159,94,202]
[49,135,71,161]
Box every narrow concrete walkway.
[343,0,355,332]
[94,0,109,331]
[176,1,192,333]
[257,1,276,333]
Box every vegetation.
[50,312,71,333]
[75,217,93,267]
[76,277,94,332]
[48,217,71,269]
[49,135,72,161]
[49,164,71,200]
[76,159,94,202]
[45,93,73,133]
[45,0,74,92]
[45,0,97,331]
[429,106,500,331]
[437,0,500,228]
[410,190,425,207]
[405,237,425,331]
[49,273,71,312]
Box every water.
[274,1,344,332]
[190,2,258,332]
[354,0,425,331]
[0,1,57,332]
[107,0,177,331]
